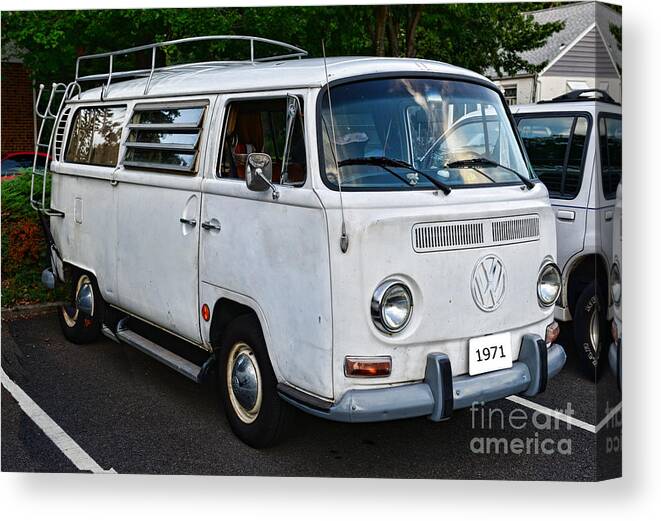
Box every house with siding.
[490,1,621,104]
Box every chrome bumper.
[279,334,566,423]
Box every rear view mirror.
[246,153,279,200]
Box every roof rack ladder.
[30,81,80,217]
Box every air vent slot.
[53,106,71,161]
[412,214,540,253]
[413,221,485,252]
[491,215,540,244]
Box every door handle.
[557,210,575,222]
[180,217,197,227]
[201,220,221,231]
[605,210,614,222]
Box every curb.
[1,301,64,314]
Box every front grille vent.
[491,215,540,244]
[413,221,485,252]
[412,214,540,253]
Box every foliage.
[1,4,563,83]
[1,171,64,306]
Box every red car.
[1,151,49,181]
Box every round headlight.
[610,262,621,305]
[537,263,561,307]
[371,281,413,334]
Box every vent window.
[124,105,206,173]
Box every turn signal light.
[201,304,210,322]
[344,356,392,378]
[545,321,560,346]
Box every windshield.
[320,78,531,191]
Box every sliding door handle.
[180,217,197,227]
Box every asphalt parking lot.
[1,308,621,480]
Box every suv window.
[66,106,126,166]
[219,98,306,185]
[124,105,206,173]
[517,115,589,199]
[599,115,622,200]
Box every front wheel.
[58,271,104,344]
[218,315,290,448]
[573,281,607,377]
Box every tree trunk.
[405,5,423,57]
[373,5,388,57]
[386,12,400,57]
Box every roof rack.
[75,35,308,99]
[538,88,620,105]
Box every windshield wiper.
[338,156,452,195]
[445,157,535,190]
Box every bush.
[1,170,64,306]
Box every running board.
[115,320,206,383]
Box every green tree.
[2,4,562,83]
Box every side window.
[599,115,622,200]
[218,98,307,185]
[65,106,126,166]
[124,105,206,173]
[517,115,589,199]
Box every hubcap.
[589,309,600,355]
[226,342,262,424]
[62,275,95,327]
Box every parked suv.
[34,36,566,447]
[512,90,622,375]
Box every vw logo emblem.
[471,255,507,312]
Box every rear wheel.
[58,271,104,344]
[573,281,607,377]
[218,315,289,448]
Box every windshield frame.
[315,72,536,192]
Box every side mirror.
[246,152,279,200]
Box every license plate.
[468,332,513,376]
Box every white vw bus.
[34,36,566,447]
[512,90,622,375]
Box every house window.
[503,85,517,106]
[65,106,126,166]
[124,104,206,173]
[567,80,589,92]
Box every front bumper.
[279,334,566,423]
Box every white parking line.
[506,395,622,434]
[1,368,116,474]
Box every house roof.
[488,1,621,79]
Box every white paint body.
[511,101,621,321]
[49,58,558,403]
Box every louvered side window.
[124,105,206,173]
